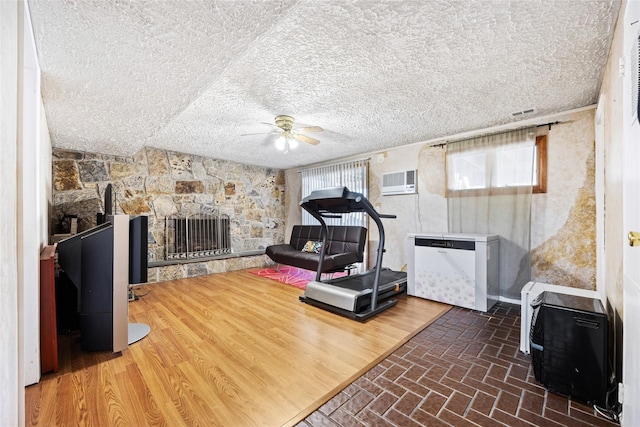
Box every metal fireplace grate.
[165,213,231,260]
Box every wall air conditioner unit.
[382,170,417,195]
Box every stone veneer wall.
[52,147,284,282]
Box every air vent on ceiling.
[512,108,536,117]
[382,170,417,195]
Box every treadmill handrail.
[298,205,330,282]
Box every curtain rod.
[538,121,561,130]
[297,157,370,173]
[430,121,561,148]
[412,104,594,150]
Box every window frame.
[446,134,547,197]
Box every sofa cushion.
[301,240,323,254]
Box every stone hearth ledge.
[148,249,265,267]
[145,251,272,283]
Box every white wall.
[598,0,627,406]
[20,0,45,386]
[39,99,52,244]
[367,144,428,270]
[1,2,23,425]
[1,1,52,425]
[595,96,606,303]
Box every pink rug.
[250,266,346,290]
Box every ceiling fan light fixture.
[275,131,298,154]
[274,136,287,151]
[274,115,295,131]
[243,115,322,152]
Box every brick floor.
[297,303,618,427]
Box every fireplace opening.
[165,213,231,260]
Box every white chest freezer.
[407,232,500,312]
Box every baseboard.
[498,295,522,305]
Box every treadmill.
[299,186,407,321]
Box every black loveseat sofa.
[265,225,367,273]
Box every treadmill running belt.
[322,268,407,292]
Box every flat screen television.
[56,216,132,352]
[57,221,112,310]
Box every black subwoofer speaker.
[530,291,609,406]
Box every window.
[447,135,547,196]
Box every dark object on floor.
[530,291,609,407]
[55,271,79,334]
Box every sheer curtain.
[447,127,536,300]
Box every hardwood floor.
[25,269,450,427]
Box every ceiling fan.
[242,115,323,154]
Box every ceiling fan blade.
[261,122,280,128]
[241,130,281,137]
[294,133,321,145]
[295,125,323,133]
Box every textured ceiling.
[28,0,620,170]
